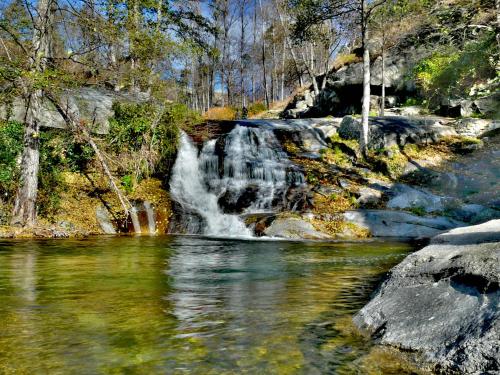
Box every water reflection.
[0,237,416,374]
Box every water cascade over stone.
[170,132,253,237]
[169,125,306,236]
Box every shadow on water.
[0,235,417,374]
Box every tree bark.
[259,0,270,108]
[380,41,385,116]
[240,0,246,108]
[11,0,54,227]
[360,2,370,154]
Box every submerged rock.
[354,220,500,374]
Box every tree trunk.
[252,0,257,103]
[360,12,370,154]
[240,0,246,108]
[380,42,385,116]
[11,0,54,227]
[280,36,285,101]
[259,0,270,108]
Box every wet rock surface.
[354,220,500,374]
[338,115,457,149]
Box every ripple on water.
[0,236,421,374]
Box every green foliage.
[402,97,423,107]
[413,31,498,103]
[0,123,70,220]
[0,121,24,197]
[107,101,201,183]
[37,131,72,220]
[120,175,134,193]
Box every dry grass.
[203,107,236,121]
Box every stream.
[0,236,416,374]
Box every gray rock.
[440,98,476,117]
[356,187,382,206]
[354,220,500,374]
[386,105,423,117]
[338,115,457,149]
[446,204,500,224]
[96,205,116,234]
[431,219,500,245]
[387,183,451,213]
[474,92,500,118]
[454,118,500,138]
[264,217,331,240]
[343,209,464,238]
[384,96,398,108]
[0,87,147,134]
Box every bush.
[413,31,497,104]
[107,101,200,184]
[247,102,267,117]
[0,121,23,198]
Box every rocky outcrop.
[343,210,464,238]
[354,220,500,374]
[454,118,500,138]
[338,115,456,149]
[0,87,147,133]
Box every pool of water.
[0,236,417,374]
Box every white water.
[200,125,304,212]
[143,201,156,234]
[129,207,141,234]
[170,132,253,237]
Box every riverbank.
[354,219,500,373]
[1,117,498,240]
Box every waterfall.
[144,201,156,234]
[170,132,253,237]
[129,207,141,234]
[169,125,306,237]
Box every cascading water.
[170,132,253,237]
[169,124,306,237]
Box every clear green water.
[0,236,416,374]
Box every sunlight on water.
[0,236,418,374]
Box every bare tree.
[11,0,56,226]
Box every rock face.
[387,184,450,213]
[343,209,463,238]
[0,87,147,133]
[354,220,500,374]
[338,115,456,149]
[454,118,500,138]
[263,217,331,240]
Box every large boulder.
[386,184,451,213]
[343,209,464,238]
[454,118,500,138]
[338,115,457,149]
[354,220,500,374]
[0,87,147,134]
[263,217,331,240]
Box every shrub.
[247,102,267,117]
[0,121,23,198]
[413,31,498,104]
[107,101,200,185]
